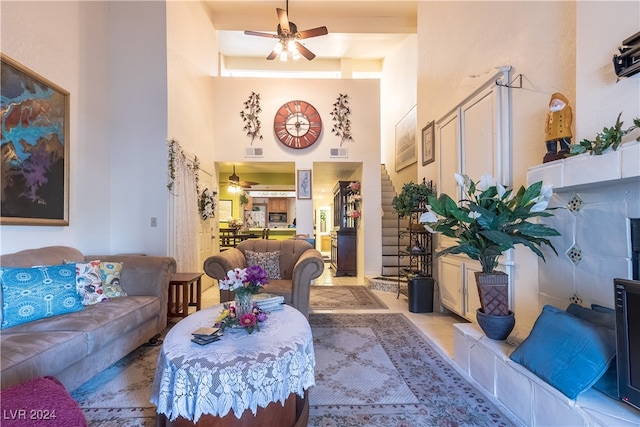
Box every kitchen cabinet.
[268,198,287,212]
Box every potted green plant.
[420,173,561,339]
[392,179,436,218]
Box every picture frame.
[395,105,417,172]
[219,200,233,221]
[422,121,435,166]
[297,169,312,199]
[1,54,70,225]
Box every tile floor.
[198,262,468,358]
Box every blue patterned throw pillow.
[0,264,84,329]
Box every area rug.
[310,285,388,310]
[307,313,519,427]
[71,313,519,427]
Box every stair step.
[382,255,409,265]
[382,266,402,276]
[382,236,407,245]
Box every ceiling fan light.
[279,50,288,61]
[287,40,296,51]
[273,42,283,54]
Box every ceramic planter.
[476,308,515,340]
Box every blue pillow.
[510,305,616,399]
[566,303,615,330]
[0,264,84,329]
[565,303,619,399]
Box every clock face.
[274,100,322,149]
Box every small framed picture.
[297,169,312,199]
[422,121,435,166]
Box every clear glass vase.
[234,291,254,318]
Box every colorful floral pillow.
[99,262,127,298]
[0,264,84,329]
[75,261,108,305]
[245,250,282,280]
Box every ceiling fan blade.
[294,41,316,60]
[266,48,279,60]
[276,8,290,34]
[244,30,278,38]
[297,26,328,40]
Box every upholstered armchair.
[203,239,324,317]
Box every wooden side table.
[167,272,203,318]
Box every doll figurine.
[543,92,573,163]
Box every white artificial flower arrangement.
[420,173,560,273]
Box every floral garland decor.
[167,138,200,194]
[346,181,362,219]
[199,188,217,220]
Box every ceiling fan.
[244,0,328,61]
[226,165,259,189]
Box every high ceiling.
[207,1,417,204]
[204,0,417,62]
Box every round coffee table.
[150,304,315,426]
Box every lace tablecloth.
[150,304,315,422]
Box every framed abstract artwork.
[297,169,312,199]
[395,105,417,172]
[1,54,70,225]
[422,121,435,165]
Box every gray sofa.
[0,246,176,391]
[203,239,324,317]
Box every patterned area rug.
[71,313,519,427]
[308,313,518,427]
[310,285,388,310]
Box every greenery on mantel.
[240,92,263,145]
[330,93,353,146]
[569,113,640,156]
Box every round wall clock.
[273,100,322,149]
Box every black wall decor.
[613,31,640,79]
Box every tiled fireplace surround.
[453,141,640,426]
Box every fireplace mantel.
[527,141,639,191]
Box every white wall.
[107,1,168,256]
[575,1,640,136]
[167,0,218,163]
[416,0,639,331]
[210,77,382,276]
[1,1,170,257]
[1,1,112,254]
[417,1,577,329]
[380,35,418,189]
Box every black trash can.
[408,276,434,313]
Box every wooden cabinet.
[268,198,287,212]
[331,229,356,276]
[330,181,358,276]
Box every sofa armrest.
[87,255,176,329]
[89,255,176,297]
[291,248,324,317]
[203,249,247,280]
